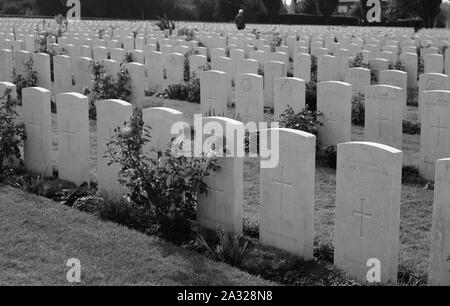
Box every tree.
[34,0,67,16]
[316,0,339,18]
[261,0,282,23]
[385,0,442,27]
[193,0,217,21]
[214,0,243,21]
[297,0,319,15]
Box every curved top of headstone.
[23,87,50,94]
[56,92,88,99]
[338,141,402,155]
[143,107,183,116]
[266,128,316,140]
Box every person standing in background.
[235,9,246,30]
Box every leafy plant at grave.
[279,106,322,137]
[418,57,425,75]
[389,60,407,72]
[124,52,133,63]
[0,88,26,182]
[348,52,370,69]
[195,228,250,268]
[12,58,38,100]
[89,62,131,120]
[319,145,337,170]
[311,55,318,83]
[367,63,378,84]
[184,48,200,82]
[403,120,421,135]
[98,28,106,40]
[155,15,176,34]
[105,113,220,244]
[402,166,429,187]
[270,33,283,53]
[166,63,210,104]
[440,45,448,56]
[352,93,365,126]
[166,84,190,101]
[305,81,317,111]
[178,27,196,41]
[54,14,67,38]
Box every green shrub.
[166,84,190,101]
[0,88,26,181]
[418,57,425,76]
[402,166,429,187]
[311,55,318,83]
[196,228,250,267]
[12,58,37,100]
[155,15,176,34]
[305,81,317,111]
[184,48,200,82]
[403,120,421,135]
[105,113,220,243]
[167,63,210,104]
[352,93,365,126]
[178,27,196,41]
[279,106,322,136]
[319,145,337,169]
[89,62,131,120]
[407,88,418,107]
[389,60,407,72]
[270,33,283,52]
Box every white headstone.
[22,87,52,177]
[428,158,450,285]
[56,93,90,186]
[335,142,402,284]
[365,85,403,149]
[260,128,315,260]
[317,81,352,147]
[96,99,133,198]
[274,77,306,121]
[420,90,450,181]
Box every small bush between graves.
[389,60,407,72]
[184,48,200,82]
[318,145,338,170]
[196,228,250,267]
[348,52,369,69]
[407,88,419,107]
[402,166,430,187]
[155,15,176,34]
[0,88,26,182]
[352,93,365,126]
[403,120,421,135]
[270,33,283,52]
[105,113,220,243]
[418,57,425,75]
[166,63,210,104]
[89,62,131,120]
[305,81,317,111]
[12,58,37,100]
[279,106,322,136]
[178,27,196,41]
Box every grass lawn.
[0,185,274,286]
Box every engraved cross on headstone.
[430,116,448,148]
[272,167,293,215]
[353,198,372,238]
[373,106,389,137]
[63,119,76,153]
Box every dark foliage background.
[0,0,446,28]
